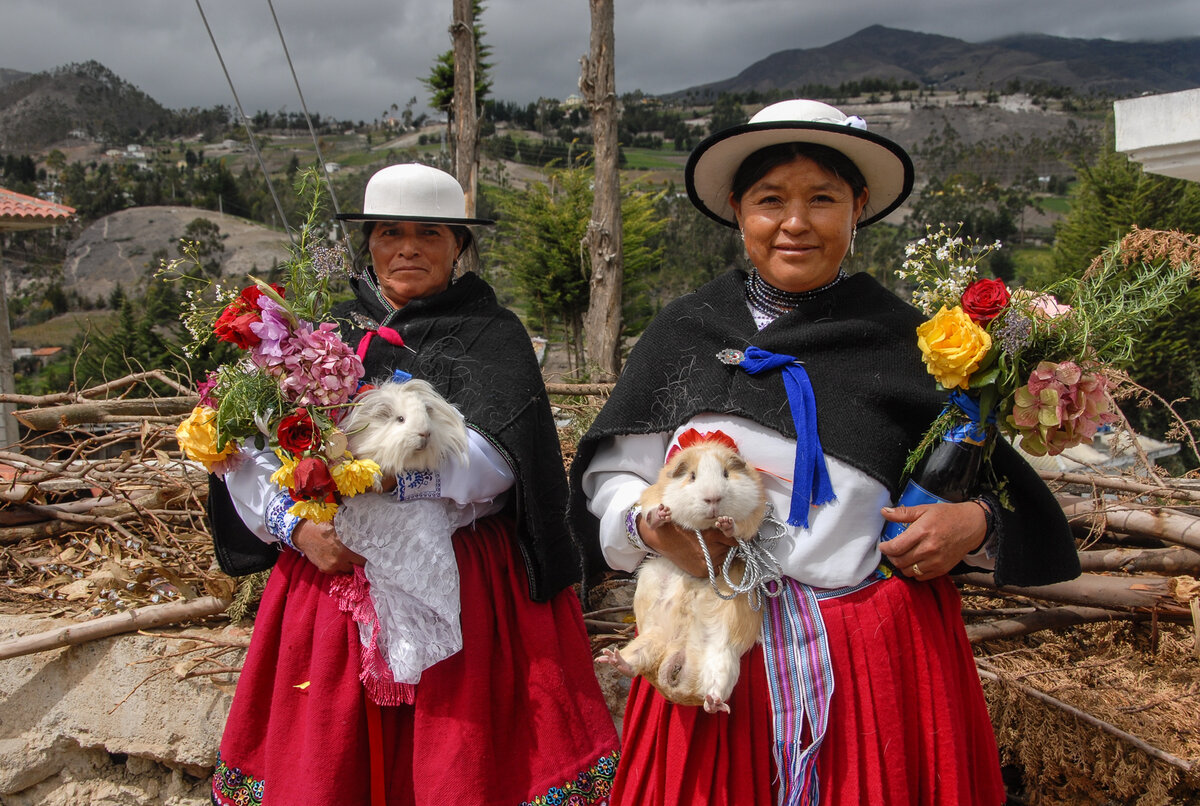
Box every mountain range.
[670,25,1200,100]
[3,26,1200,154]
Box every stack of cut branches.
[0,372,232,639]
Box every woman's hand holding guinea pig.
[292,520,367,575]
[878,501,987,579]
[635,512,741,579]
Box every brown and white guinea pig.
[341,378,469,477]
[598,438,767,715]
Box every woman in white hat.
[571,102,1077,805]
[214,164,619,805]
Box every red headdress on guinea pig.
[664,428,741,464]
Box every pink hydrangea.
[278,322,364,408]
[1007,361,1118,456]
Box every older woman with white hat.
[214,164,618,806]
[571,102,1078,805]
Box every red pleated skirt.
[212,516,619,806]
[609,574,1005,806]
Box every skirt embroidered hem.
[213,515,619,806]
[608,574,1005,806]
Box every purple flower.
[249,298,295,372]
[278,322,364,407]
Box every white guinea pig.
[341,378,469,476]
[599,439,767,714]
[639,439,767,541]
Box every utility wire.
[194,0,295,245]
[265,0,355,253]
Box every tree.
[708,94,745,135]
[1052,147,1200,282]
[490,168,665,371]
[1047,133,1200,438]
[452,0,481,219]
[423,1,492,143]
[580,0,622,378]
[179,218,226,277]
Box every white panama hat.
[337,163,494,225]
[685,99,914,228]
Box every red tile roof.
[0,186,76,230]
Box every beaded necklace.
[745,269,847,317]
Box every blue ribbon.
[391,369,413,384]
[945,390,995,444]
[738,346,835,528]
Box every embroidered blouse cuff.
[625,503,655,555]
[266,489,302,551]
[393,469,443,501]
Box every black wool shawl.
[568,269,1079,589]
[332,271,580,602]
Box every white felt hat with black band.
[337,163,494,225]
[685,99,914,228]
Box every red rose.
[238,283,285,309]
[291,457,338,502]
[961,278,1010,323]
[213,306,262,348]
[278,408,321,453]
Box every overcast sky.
[2,0,1197,123]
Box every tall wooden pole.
[580,0,622,379]
[0,242,15,447]
[451,0,478,218]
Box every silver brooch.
[716,349,745,365]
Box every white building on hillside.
[1114,88,1200,183]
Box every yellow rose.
[915,306,992,390]
[331,457,382,498]
[175,406,237,470]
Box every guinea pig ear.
[726,454,747,472]
[668,458,691,479]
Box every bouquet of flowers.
[171,172,381,523]
[897,224,1198,486]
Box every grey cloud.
[0,0,1195,123]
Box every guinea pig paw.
[646,504,672,528]
[596,647,635,677]
[714,515,735,537]
[703,693,731,715]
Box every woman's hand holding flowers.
[878,501,987,579]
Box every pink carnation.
[196,371,220,408]
[1007,361,1118,456]
[278,322,364,408]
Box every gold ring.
[911,562,922,576]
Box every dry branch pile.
[0,372,233,624]
[1,375,1198,804]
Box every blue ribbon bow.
[738,346,836,528]
[391,369,413,384]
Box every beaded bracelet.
[971,495,997,537]
[970,494,999,557]
[625,503,653,553]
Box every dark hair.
[730,142,868,204]
[353,221,476,274]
